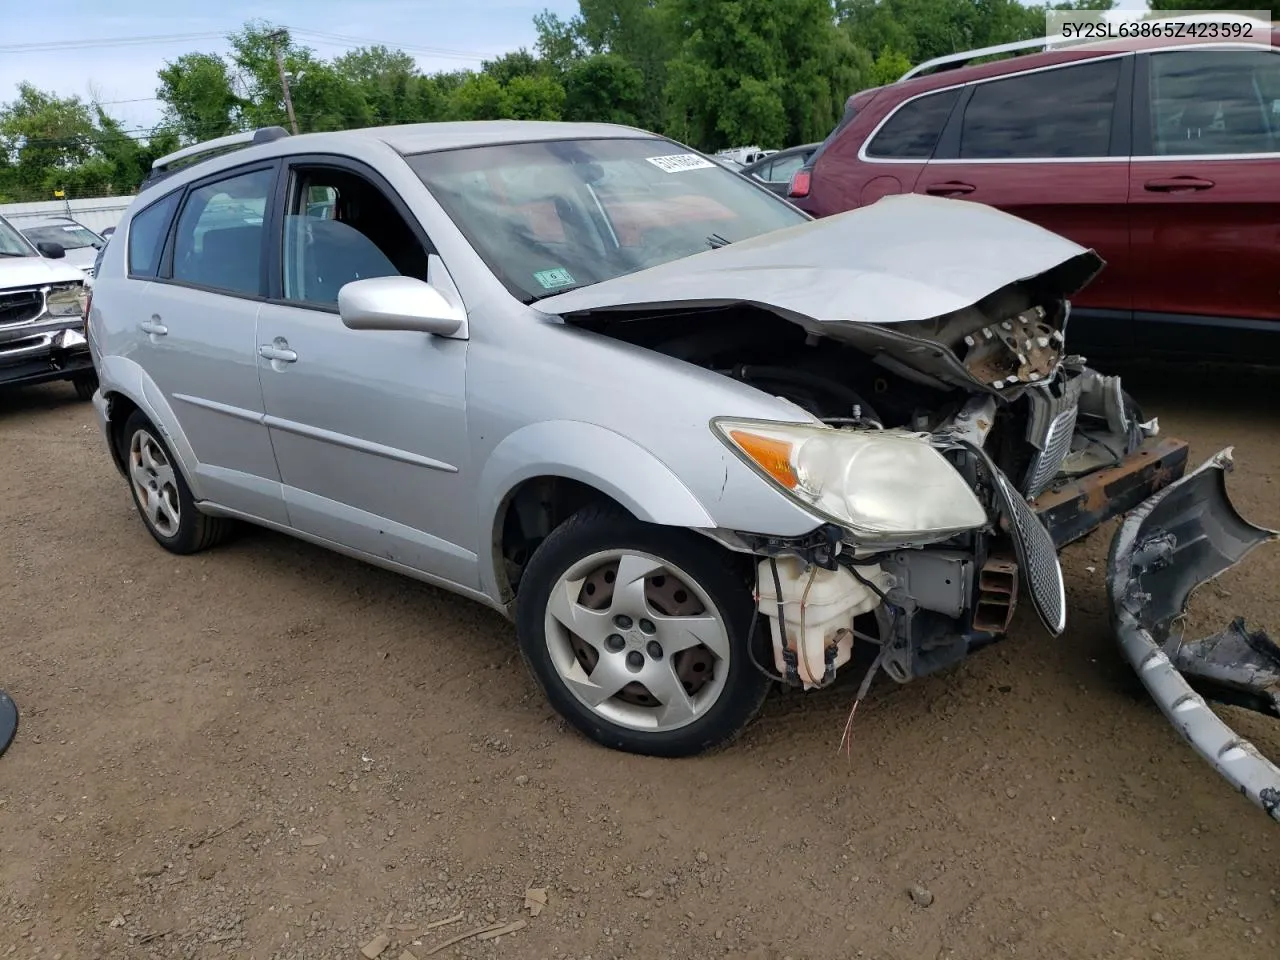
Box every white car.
[0,214,95,398]
[18,215,106,284]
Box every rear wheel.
[117,410,231,554]
[515,504,771,757]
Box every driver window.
[281,167,430,308]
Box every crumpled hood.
[535,192,1103,326]
[0,255,87,289]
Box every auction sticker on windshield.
[646,154,715,174]
[534,267,576,289]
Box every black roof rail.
[141,126,291,188]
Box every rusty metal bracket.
[1032,437,1189,548]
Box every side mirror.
[37,241,66,259]
[338,275,466,338]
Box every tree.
[335,46,420,125]
[664,0,869,150]
[503,75,567,120]
[482,49,548,86]
[156,53,242,142]
[564,53,646,125]
[1147,0,1249,9]
[0,84,113,200]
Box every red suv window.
[866,88,961,160]
[957,59,1121,159]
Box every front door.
[918,56,1135,347]
[254,157,477,589]
[1128,47,1280,350]
[134,162,288,525]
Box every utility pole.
[268,30,299,135]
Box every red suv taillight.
[788,169,811,198]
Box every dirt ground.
[1,360,1278,960]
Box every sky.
[0,0,580,134]
[2,0,1157,137]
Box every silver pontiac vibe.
[86,121,1277,820]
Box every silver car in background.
[86,122,1277,820]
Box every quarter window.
[866,88,960,159]
[958,59,1120,159]
[170,167,273,296]
[767,153,807,182]
[1148,50,1280,156]
[127,191,180,278]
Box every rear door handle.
[1143,176,1215,193]
[258,339,297,363]
[924,181,976,196]
[139,317,167,336]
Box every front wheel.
[515,504,771,757]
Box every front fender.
[478,419,718,525]
[476,420,745,603]
[96,354,206,500]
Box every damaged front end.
[1108,449,1280,823]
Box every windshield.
[0,217,36,257]
[22,223,102,251]
[406,137,808,303]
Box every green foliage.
[1147,0,1247,9]
[663,0,869,150]
[564,53,646,125]
[1,0,1131,201]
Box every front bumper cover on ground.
[1108,448,1280,824]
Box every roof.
[14,215,82,228]
[139,119,665,192]
[367,120,656,155]
[894,22,1280,94]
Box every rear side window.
[169,167,274,297]
[127,192,180,277]
[959,59,1120,159]
[1147,50,1280,156]
[866,88,961,160]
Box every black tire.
[72,373,98,402]
[117,410,232,554]
[515,502,771,758]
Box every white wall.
[0,196,134,235]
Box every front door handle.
[924,181,976,196]
[1143,176,1215,193]
[139,317,168,336]
[258,338,297,363]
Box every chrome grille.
[0,288,42,328]
[1024,403,1078,498]
[992,467,1066,635]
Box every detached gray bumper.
[1108,448,1280,823]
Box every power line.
[0,31,227,54]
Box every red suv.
[789,27,1280,362]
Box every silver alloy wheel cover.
[543,549,732,733]
[128,429,181,538]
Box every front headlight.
[713,418,988,542]
[46,282,86,318]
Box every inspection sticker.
[646,153,715,174]
[533,267,576,290]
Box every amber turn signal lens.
[729,430,799,489]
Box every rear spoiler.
[142,126,291,188]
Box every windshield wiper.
[706,234,732,249]
[0,251,29,258]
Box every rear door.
[851,86,962,207]
[919,56,1134,344]
[1129,46,1280,348]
